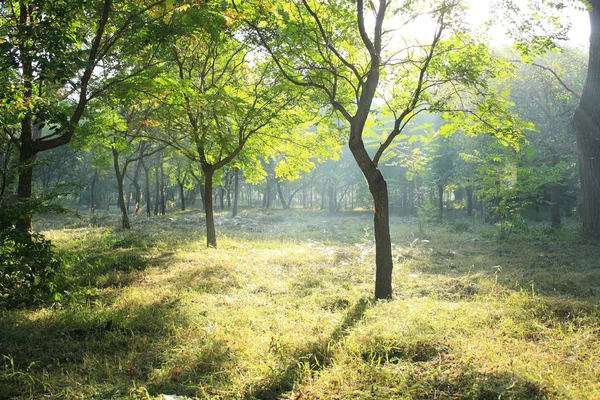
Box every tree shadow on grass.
[403,365,556,399]
[246,297,372,400]
[0,296,237,399]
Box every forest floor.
[1,208,600,399]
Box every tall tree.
[240,0,527,299]
[156,5,308,247]
[498,0,600,237]
[0,0,177,230]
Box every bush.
[0,228,64,307]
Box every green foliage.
[0,228,63,308]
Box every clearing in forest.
[1,210,599,399]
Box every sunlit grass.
[1,209,599,399]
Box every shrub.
[0,228,64,308]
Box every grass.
[1,208,599,399]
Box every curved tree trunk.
[573,1,600,239]
[112,148,130,230]
[349,126,393,300]
[277,181,289,209]
[204,167,217,247]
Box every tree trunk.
[349,123,393,300]
[277,181,289,209]
[131,159,143,216]
[438,184,444,222]
[112,148,130,230]
[142,159,152,217]
[154,157,160,216]
[15,138,35,231]
[320,176,327,210]
[178,178,186,211]
[573,0,600,239]
[219,186,226,210]
[328,182,337,213]
[466,186,473,217]
[204,168,217,247]
[551,183,561,228]
[160,158,166,215]
[232,168,240,217]
[370,175,393,300]
[90,170,98,214]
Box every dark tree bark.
[349,122,394,300]
[466,186,473,217]
[13,0,115,231]
[177,178,186,211]
[573,1,600,239]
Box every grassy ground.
[1,208,599,399]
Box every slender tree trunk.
[90,170,98,214]
[438,184,444,222]
[277,181,289,209]
[204,168,217,247]
[466,186,473,217]
[160,158,166,215]
[551,183,561,228]
[573,1,600,239]
[112,148,130,230]
[262,181,268,209]
[226,173,232,209]
[142,159,151,217]
[328,183,336,213]
[232,168,239,217]
[219,186,225,210]
[320,177,327,210]
[15,135,35,231]
[131,159,143,216]
[178,178,186,211]
[154,157,160,216]
[126,184,132,213]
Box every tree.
[498,0,600,237]
[156,5,309,247]
[0,0,178,230]
[508,49,584,227]
[574,0,600,238]
[240,0,527,299]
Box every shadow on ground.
[246,297,372,400]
